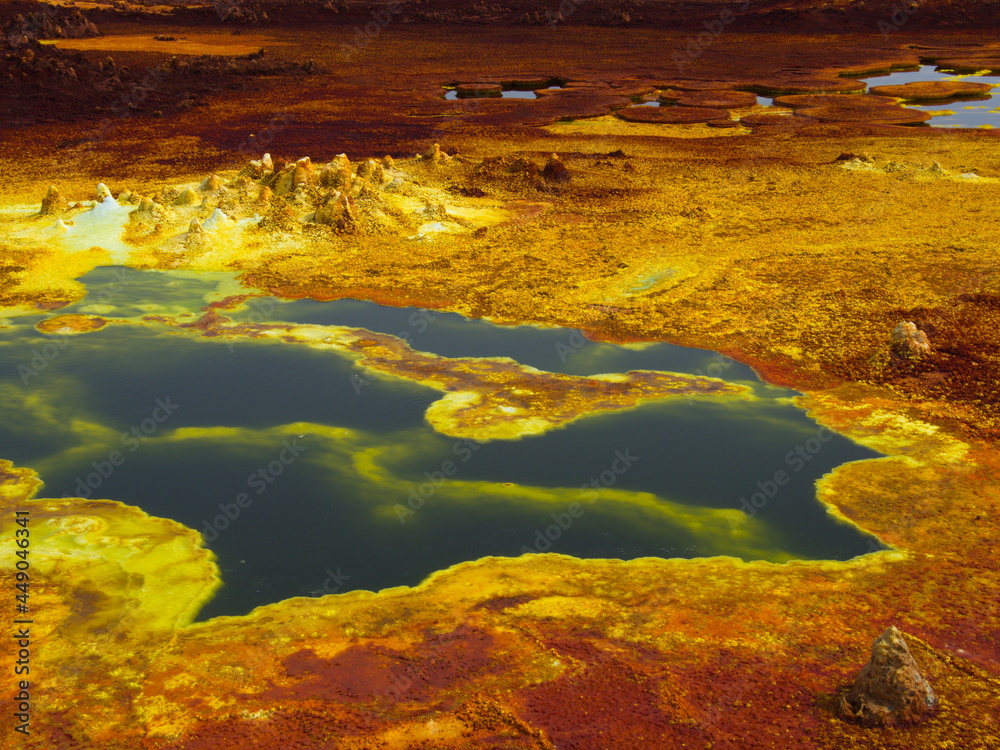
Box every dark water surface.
[239,295,772,384]
[0,268,883,619]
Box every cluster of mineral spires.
[33,141,928,367]
[3,6,100,44]
[35,146,571,251]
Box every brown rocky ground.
[75,0,1000,31]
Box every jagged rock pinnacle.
[839,626,938,726]
[357,159,386,185]
[320,154,353,191]
[292,157,315,188]
[173,188,198,206]
[40,185,65,215]
[422,143,449,162]
[891,321,931,359]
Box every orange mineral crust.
[868,80,995,101]
[34,313,108,334]
[0,244,93,316]
[131,309,750,440]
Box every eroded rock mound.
[839,626,937,726]
[421,143,452,163]
[541,154,570,183]
[475,154,540,180]
[834,151,874,163]
[3,7,99,43]
[313,190,356,229]
[39,185,65,215]
[891,321,931,359]
[213,0,269,24]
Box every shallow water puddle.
[746,66,1000,127]
[0,268,883,618]
[443,85,564,100]
[853,65,1000,127]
